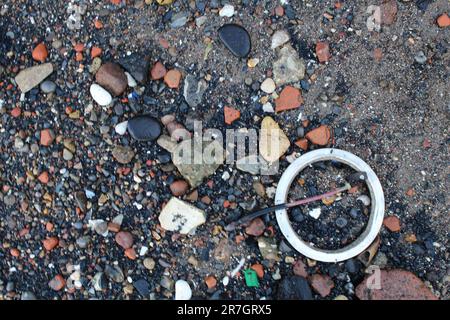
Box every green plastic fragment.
[244,269,259,287]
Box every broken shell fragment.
[357,195,371,206]
[357,236,381,266]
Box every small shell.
[357,195,371,206]
[357,236,381,266]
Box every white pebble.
[271,30,290,49]
[219,4,235,17]
[260,78,276,94]
[262,102,274,113]
[175,280,192,300]
[90,83,112,106]
[125,72,137,87]
[308,207,322,219]
[115,121,128,135]
[357,195,371,206]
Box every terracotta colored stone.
[305,125,332,146]
[42,237,59,251]
[108,222,121,233]
[151,61,167,80]
[295,138,308,151]
[11,107,21,118]
[224,106,241,125]
[10,248,20,257]
[275,86,303,112]
[406,188,415,197]
[95,62,128,96]
[125,248,137,260]
[74,43,84,52]
[201,195,211,204]
[164,69,182,88]
[374,48,383,62]
[48,274,66,291]
[91,46,102,58]
[94,19,103,29]
[293,260,308,278]
[310,274,334,297]
[40,129,55,146]
[316,41,331,63]
[275,5,284,17]
[32,43,48,62]
[245,218,265,236]
[38,171,49,184]
[437,14,450,28]
[383,216,401,232]
[115,231,134,249]
[170,180,189,196]
[356,269,438,300]
[46,222,54,232]
[251,264,264,278]
[205,275,217,289]
[380,0,398,25]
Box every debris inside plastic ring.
[275,148,385,263]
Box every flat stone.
[218,24,251,58]
[275,86,303,112]
[277,276,313,300]
[118,53,150,84]
[90,83,112,106]
[259,116,290,163]
[134,279,150,297]
[271,30,290,49]
[40,129,55,146]
[164,69,182,89]
[15,63,53,93]
[127,115,162,141]
[95,62,128,96]
[172,139,224,187]
[380,0,398,25]
[183,74,208,107]
[273,44,305,86]
[159,197,206,234]
[157,135,178,153]
[112,145,135,164]
[356,269,438,300]
[171,11,190,28]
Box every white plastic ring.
[275,148,385,263]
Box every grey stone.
[40,80,56,93]
[273,44,305,86]
[172,139,224,188]
[183,74,208,107]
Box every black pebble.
[133,279,151,297]
[127,115,162,141]
[218,24,251,58]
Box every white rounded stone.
[90,83,112,106]
[115,121,128,135]
[175,280,192,300]
[219,4,235,17]
[260,78,276,94]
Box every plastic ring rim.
[275,148,385,263]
